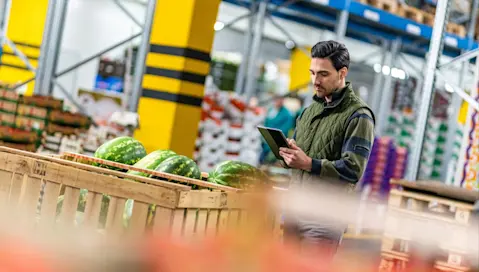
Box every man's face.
[309,58,347,98]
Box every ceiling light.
[382,65,390,76]
[373,64,381,73]
[214,21,225,31]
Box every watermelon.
[208,160,267,189]
[94,136,147,169]
[155,155,201,179]
[127,150,176,177]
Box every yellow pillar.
[0,0,49,95]
[135,0,221,157]
[289,47,312,92]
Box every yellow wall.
[0,0,49,95]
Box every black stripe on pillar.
[145,66,206,85]
[0,62,30,71]
[149,44,211,62]
[141,89,203,107]
[2,52,39,60]
[11,41,41,49]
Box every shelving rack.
[223,0,479,183]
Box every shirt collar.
[313,82,351,108]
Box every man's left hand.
[279,139,312,171]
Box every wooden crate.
[381,180,478,270]
[0,147,280,239]
[357,0,398,14]
[398,5,424,24]
[447,23,466,38]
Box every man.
[278,41,375,258]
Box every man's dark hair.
[311,40,350,71]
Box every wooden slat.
[61,152,238,192]
[171,209,185,237]
[39,181,61,226]
[83,192,103,229]
[206,210,219,236]
[129,201,149,234]
[18,176,42,219]
[105,197,126,235]
[0,170,12,206]
[390,189,474,210]
[217,210,229,234]
[59,186,81,227]
[195,209,208,237]
[59,166,180,209]
[228,210,239,228]
[153,206,173,235]
[183,209,198,237]
[8,173,24,205]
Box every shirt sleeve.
[310,108,375,184]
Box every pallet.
[0,147,280,240]
[422,12,435,26]
[382,181,478,270]
[357,0,398,14]
[380,250,471,272]
[447,23,467,38]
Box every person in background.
[278,40,375,261]
[260,96,294,164]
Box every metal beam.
[129,0,157,112]
[376,37,401,136]
[438,47,479,70]
[244,0,267,102]
[113,0,143,28]
[0,0,12,47]
[219,13,254,32]
[55,32,142,78]
[36,0,69,95]
[234,0,256,94]
[267,14,309,56]
[399,54,423,78]
[4,38,36,71]
[369,41,388,114]
[407,0,451,181]
[335,0,351,41]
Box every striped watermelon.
[127,150,176,177]
[208,160,267,189]
[155,155,201,179]
[94,136,147,170]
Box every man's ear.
[339,67,348,80]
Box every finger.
[280,148,296,155]
[290,141,300,150]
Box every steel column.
[376,38,401,136]
[129,0,157,112]
[407,0,451,181]
[234,1,256,94]
[335,0,351,41]
[243,0,267,102]
[0,0,12,47]
[369,41,388,114]
[40,0,69,95]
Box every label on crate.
[405,24,421,36]
[312,0,329,5]
[363,9,380,22]
[445,36,458,47]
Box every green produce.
[155,155,201,179]
[127,150,176,177]
[208,160,267,188]
[94,136,147,169]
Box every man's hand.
[279,139,312,171]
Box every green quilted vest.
[292,83,373,186]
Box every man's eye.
[320,72,328,76]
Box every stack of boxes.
[195,91,265,172]
[360,137,409,202]
[419,117,448,180]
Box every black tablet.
[257,125,290,160]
